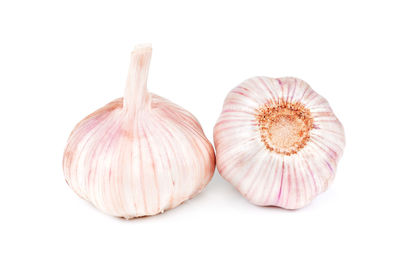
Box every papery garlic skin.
[214,77,345,209]
[63,45,215,218]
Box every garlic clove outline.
[63,45,216,218]
[213,77,345,209]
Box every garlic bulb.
[214,77,345,209]
[63,45,215,218]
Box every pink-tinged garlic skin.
[63,45,215,218]
[213,77,345,209]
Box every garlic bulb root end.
[214,76,345,209]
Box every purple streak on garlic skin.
[213,77,345,209]
[63,45,215,218]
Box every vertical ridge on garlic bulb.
[214,77,345,209]
[63,44,215,218]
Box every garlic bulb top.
[63,45,215,218]
[214,77,345,209]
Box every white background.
[1,0,399,266]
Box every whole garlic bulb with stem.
[63,44,215,218]
[214,77,345,209]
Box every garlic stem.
[123,44,152,114]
